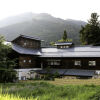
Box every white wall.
[15,68,42,80]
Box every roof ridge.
[20,34,42,41]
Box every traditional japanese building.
[10,35,100,80]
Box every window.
[23,60,26,63]
[74,60,81,66]
[66,46,69,48]
[47,60,61,65]
[64,46,66,48]
[60,45,69,49]
[24,42,27,46]
[89,61,96,66]
[29,60,31,63]
[60,46,63,48]
[30,42,33,46]
[21,76,26,80]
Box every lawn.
[49,78,100,85]
[0,78,100,100]
[20,78,100,85]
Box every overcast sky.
[0,0,100,22]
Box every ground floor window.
[74,60,81,66]
[21,76,26,80]
[89,61,96,66]
[47,59,61,65]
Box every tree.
[50,30,72,46]
[0,35,17,82]
[80,13,100,45]
[58,30,72,42]
[62,30,67,41]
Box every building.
[10,35,100,80]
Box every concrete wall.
[15,68,42,80]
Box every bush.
[89,91,100,100]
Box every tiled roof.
[9,34,43,42]
[12,43,41,55]
[40,46,100,57]
[20,35,42,41]
[12,42,100,57]
[37,69,95,76]
[54,42,73,46]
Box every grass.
[19,78,100,85]
[0,93,37,100]
[49,78,100,85]
[1,78,100,100]
[0,89,37,100]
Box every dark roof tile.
[12,43,41,55]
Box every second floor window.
[24,42,27,46]
[74,60,81,66]
[29,60,31,63]
[89,61,96,66]
[23,60,26,63]
[47,59,61,65]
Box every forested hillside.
[0,13,86,45]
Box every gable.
[12,35,41,49]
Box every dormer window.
[54,42,74,49]
[66,46,69,48]
[64,46,66,48]
[61,46,63,48]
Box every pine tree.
[62,30,67,41]
[80,13,100,45]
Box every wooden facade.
[42,57,100,70]
[11,35,41,68]
[19,55,41,68]
[11,35,100,71]
[12,36,41,49]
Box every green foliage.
[80,13,100,45]
[44,67,54,80]
[89,91,100,100]
[0,35,5,45]
[0,69,17,83]
[1,82,100,100]
[50,30,73,45]
[50,41,55,46]
[0,35,17,82]
[58,30,72,42]
[58,38,72,42]
[62,30,67,41]
[53,71,60,78]
[43,67,60,80]
[0,90,37,100]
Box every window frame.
[29,59,32,63]
[23,60,26,63]
[88,61,96,66]
[74,60,81,66]
[23,42,27,46]
[47,59,61,66]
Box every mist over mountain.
[0,12,86,45]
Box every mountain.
[0,13,86,45]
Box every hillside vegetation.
[0,13,86,45]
